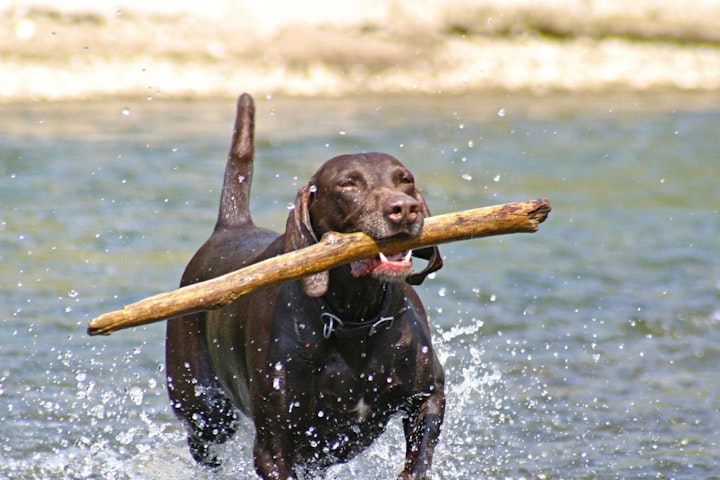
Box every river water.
[1,93,719,479]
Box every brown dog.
[166,94,445,479]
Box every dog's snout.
[384,195,420,225]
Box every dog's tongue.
[350,251,413,280]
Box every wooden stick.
[87,198,550,336]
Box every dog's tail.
[215,93,255,229]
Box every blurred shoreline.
[2,0,720,102]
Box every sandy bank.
[2,0,720,101]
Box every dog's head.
[285,153,442,297]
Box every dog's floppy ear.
[284,184,329,297]
[407,190,443,285]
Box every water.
[1,93,719,479]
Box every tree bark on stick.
[87,198,550,336]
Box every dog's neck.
[321,267,396,323]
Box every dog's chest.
[313,346,405,422]
[282,346,403,463]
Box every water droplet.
[493,174,501,182]
[127,386,144,405]
[497,108,505,117]
[317,410,325,418]
[461,173,472,181]
[438,288,447,297]
[68,289,78,298]
[265,93,273,100]
[116,429,135,445]
[339,129,346,136]
[121,107,131,116]
[89,404,105,419]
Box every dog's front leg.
[398,391,445,480]
[253,435,296,480]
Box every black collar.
[319,287,406,339]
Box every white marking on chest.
[352,398,371,422]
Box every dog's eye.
[398,173,414,185]
[340,178,357,188]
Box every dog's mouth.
[350,250,413,282]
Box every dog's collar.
[321,311,399,339]
[319,289,405,339]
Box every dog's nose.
[384,195,420,225]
